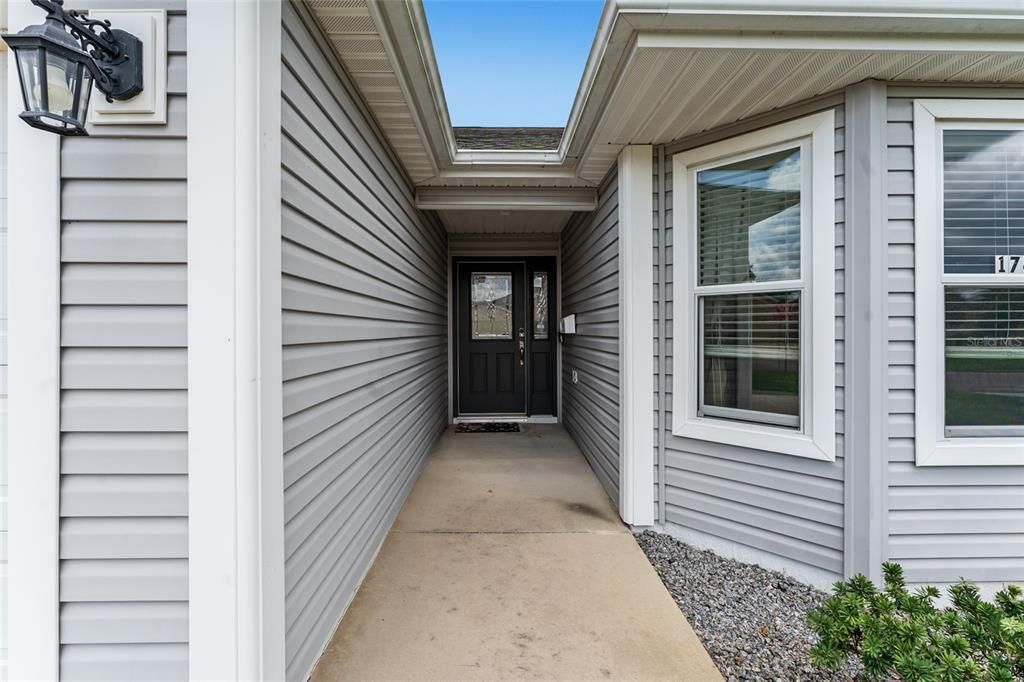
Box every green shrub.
[807,562,1024,681]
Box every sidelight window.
[532,272,549,339]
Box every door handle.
[518,328,525,366]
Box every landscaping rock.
[634,530,862,681]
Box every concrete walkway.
[311,424,721,681]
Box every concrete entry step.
[310,425,721,681]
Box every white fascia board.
[617,0,1024,23]
[636,31,1024,53]
[453,150,564,165]
[433,166,590,182]
[415,187,597,212]
[365,0,444,176]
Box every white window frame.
[672,111,836,462]
[913,99,1024,467]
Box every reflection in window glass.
[944,287,1024,435]
[943,130,1024,275]
[533,272,548,339]
[697,148,802,286]
[471,273,513,340]
[701,292,800,424]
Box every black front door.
[457,262,527,414]
[454,258,557,417]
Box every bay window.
[914,100,1024,465]
[672,111,836,461]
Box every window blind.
[701,292,801,419]
[943,129,1024,274]
[697,148,802,286]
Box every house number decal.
[994,255,1024,274]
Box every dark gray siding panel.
[561,169,620,500]
[281,5,448,680]
[656,107,847,580]
[885,93,1024,587]
[57,10,188,681]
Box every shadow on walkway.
[311,424,721,681]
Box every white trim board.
[912,99,1024,467]
[416,187,597,212]
[617,145,655,526]
[671,111,836,462]
[186,0,286,678]
[6,1,61,676]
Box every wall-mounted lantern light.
[2,0,143,136]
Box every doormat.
[455,422,521,433]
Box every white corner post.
[187,0,285,679]
[7,0,61,677]
[618,145,655,526]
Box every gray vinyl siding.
[280,4,449,680]
[655,106,847,579]
[561,169,620,501]
[885,91,1024,587]
[56,10,188,681]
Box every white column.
[617,145,655,526]
[187,1,284,679]
[7,0,61,677]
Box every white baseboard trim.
[652,522,841,591]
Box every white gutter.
[614,0,1024,14]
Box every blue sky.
[422,0,603,127]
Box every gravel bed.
[635,530,861,681]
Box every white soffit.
[304,0,436,183]
[577,37,1024,182]
[306,0,1024,190]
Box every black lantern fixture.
[2,0,143,136]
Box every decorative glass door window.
[471,272,513,340]
[940,129,1024,437]
[532,272,549,339]
[695,147,804,428]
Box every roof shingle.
[453,127,564,151]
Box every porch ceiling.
[305,0,1024,194]
[438,210,574,234]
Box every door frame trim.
[448,252,561,422]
